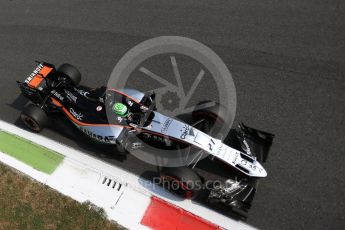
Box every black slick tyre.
[57,63,81,86]
[20,104,48,133]
[160,167,203,199]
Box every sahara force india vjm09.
[17,61,274,218]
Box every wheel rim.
[22,115,40,132]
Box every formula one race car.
[17,61,274,218]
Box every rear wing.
[16,61,57,103]
[22,61,55,89]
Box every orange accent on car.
[50,97,62,107]
[28,66,53,88]
[40,66,53,76]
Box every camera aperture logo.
[107,36,237,167]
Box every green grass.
[0,131,64,174]
[0,163,124,230]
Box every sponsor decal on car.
[208,138,215,151]
[74,88,90,97]
[242,139,252,156]
[78,127,116,143]
[180,125,190,139]
[161,118,173,134]
[64,90,77,103]
[69,108,83,121]
[25,63,44,84]
[52,90,64,101]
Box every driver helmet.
[112,102,128,117]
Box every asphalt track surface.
[1,1,344,229]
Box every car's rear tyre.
[160,167,203,199]
[192,100,225,136]
[20,104,48,133]
[57,63,81,86]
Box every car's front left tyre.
[159,167,203,199]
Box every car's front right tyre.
[192,100,226,137]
